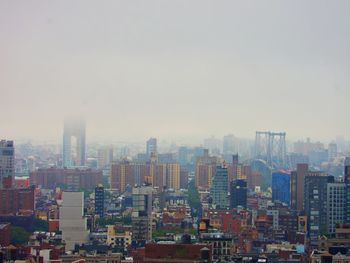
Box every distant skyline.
[1,1,350,143]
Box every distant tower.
[210,165,229,209]
[95,185,105,218]
[0,140,14,189]
[146,138,157,157]
[230,179,247,209]
[63,118,86,167]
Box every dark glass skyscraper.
[230,179,247,209]
[95,185,105,218]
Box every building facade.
[230,179,247,209]
[63,118,86,167]
[272,171,290,205]
[210,165,228,209]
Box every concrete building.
[166,163,180,190]
[210,165,229,209]
[30,167,102,191]
[272,171,290,205]
[59,192,89,251]
[63,118,86,167]
[328,142,337,161]
[106,225,132,250]
[195,149,217,189]
[327,182,345,234]
[0,140,14,189]
[290,163,308,211]
[132,186,153,241]
[304,172,334,245]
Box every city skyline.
[1,0,350,142]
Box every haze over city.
[1,0,350,143]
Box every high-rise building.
[195,149,217,189]
[0,140,14,189]
[178,146,189,166]
[344,157,350,224]
[95,185,105,218]
[326,182,345,234]
[328,142,337,161]
[166,163,180,190]
[63,118,86,167]
[272,171,290,205]
[290,163,308,211]
[132,186,153,241]
[230,179,247,209]
[97,147,113,169]
[59,191,89,251]
[304,172,334,245]
[210,165,228,209]
[146,138,157,157]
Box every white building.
[59,192,89,251]
[327,183,345,234]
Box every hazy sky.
[1,0,349,143]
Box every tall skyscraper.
[59,191,89,251]
[146,138,157,157]
[95,185,105,218]
[290,163,308,211]
[195,149,217,189]
[0,140,14,189]
[210,165,228,209]
[304,172,334,245]
[344,157,350,224]
[132,186,153,241]
[272,171,290,205]
[326,182,345,234]
[230,179,247,209]
[328,142,337,161]
[63,118,86,167]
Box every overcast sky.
[1,0,349,144]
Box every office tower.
[180,168,189,189]
[223,134,236,154]
[230,179,247,209]
[327,182,345,234]
[0,140,14,189]
[63,118,86,167]
[272,171,290,205]
[304,172,334,245]
[178,146,189,166]
[95,185,105,218]
[195,149,217,189]
[132,186,153,241]
[344,157,350,224]
[328,142,337,161]
[166,163,180,190]
[97,147,113,169]
[210,165,228,209]
[59,192,89,251]
[290,163,308,211]
[146,138,157,156]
